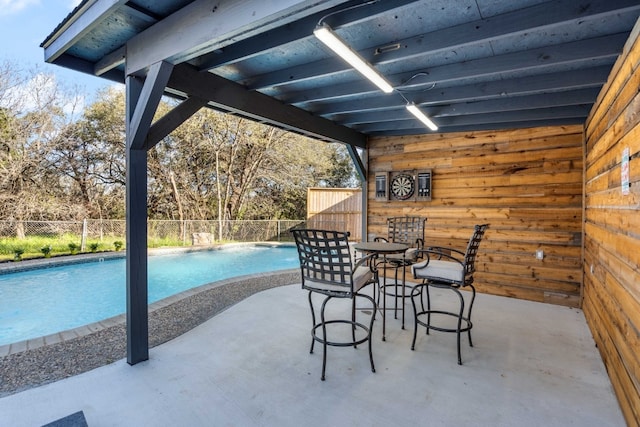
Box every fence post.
[81,219,88,251]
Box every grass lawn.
[0,235,187,262]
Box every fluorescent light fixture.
[314,23,394,94]
[406,103,438,131]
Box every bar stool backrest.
[292,229,354,294]
[386,216,426,248]
[463,224,489,283]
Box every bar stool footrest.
[414,310,472,334]
[311,320,372,348]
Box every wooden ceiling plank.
[94,45,126,76]
[338,88,601,125]
[43,0,126,63]
[284,33,626,105]
[125,0,349,76]
[369,118,585,136]
[246,0,640,90]
[355,105,591,133]
[315,65,611,116]
[195,0,416,71]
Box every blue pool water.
[0,245,298,346]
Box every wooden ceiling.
[43,0,640,145]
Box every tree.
[0,60,360,226]
[165,108,358,222]
[0,61,83,232]
[324,144,360,188]
[60,87,128,218]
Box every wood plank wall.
[367,124,584,307]
[583,20,640,426]
[306,188,362,241]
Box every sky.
[0,0,110,99]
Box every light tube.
[406,103,438,131]
[314,23,394,94]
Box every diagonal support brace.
[144,96,208,150]
[128,61,174,151]
[346,143,367,182]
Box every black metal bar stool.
[410,224,489,365]
[374,216,427,329]
[292,229,378,380]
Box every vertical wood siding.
[368,124,584,307]
[583,20,640,426]
[306,188,362,241]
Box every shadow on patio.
[0,283,624,426]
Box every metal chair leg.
[410,281,473,365]
[452,287,465,365]
[351,296,357,348]
[410,284,422,351]
[311,288,377,380]
[467,284,476,347]
[308,290,316,354]
[319,295,331,381]
[360,292,377,373]
[425,282,431,335]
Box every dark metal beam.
[125,73,148,366]
[125,60,175,365]
[346,144,366,181]
[129,61,174,150]
[48,53,124,84]
[166,63,366,148]
[144,96,207,150]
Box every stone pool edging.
[0,243,299,397]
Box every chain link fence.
[0,219,346,248]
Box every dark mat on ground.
[41,411,88,427]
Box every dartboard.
[390,174,415,200]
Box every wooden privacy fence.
[306,188,362,241]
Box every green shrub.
[89,242,100,252]
[13,248,25,261]
[0,235,127,262]
[40,245,52,258]
[114,241,123,251]
[68,242,79,254]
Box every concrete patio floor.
[0,283,625,426]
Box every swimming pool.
[0,245,298,346]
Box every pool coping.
[0,243,299,397]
